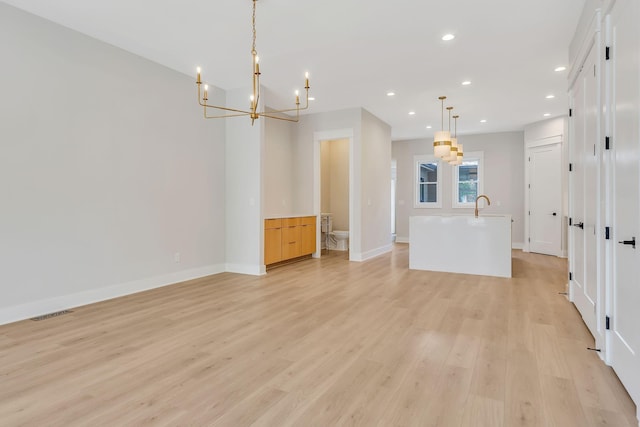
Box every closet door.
[610,0,640,407]
[569,43,600,340]
[528,142,562,256]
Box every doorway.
[313,129,355,260]
[320,138,350,254]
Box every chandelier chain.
[252,0,257,56]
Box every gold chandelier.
[195,0,311,125]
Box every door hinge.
[569,272,573,281]
[605,226,610,240]
[605,136,610,150]
[528,184,531,189]
[569,163,573,172]
[569,217,573,226]
[606,46,610,60]
[606,316,611,330]
[528,237,530,242]
[569,108,573,117]
[528,211,531,216]
[593,144,596,156]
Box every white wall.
[360,110,393,258]
[0,3,226,324]
[393,131,525,246]
[264,112,295,217]
[225,88,264,275]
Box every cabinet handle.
[573,222,584,229]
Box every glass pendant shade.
[445,137,458,162]
[451,143,463,165]
[433,131,451,158]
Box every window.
[414,155,442,208]
[452,151,484,208]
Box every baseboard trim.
[512,242,525,250]
[351,244,393,262]
[395,236,409,244]
[225,263,266,276]
[0,264,226,326]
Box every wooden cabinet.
[264,216,316,266]
[299,216,317,256]
[264,219,282,265]
[281,217,300,260]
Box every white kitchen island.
[409,215,512,278]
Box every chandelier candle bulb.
[196,67,201,84]
[203,84,208,101]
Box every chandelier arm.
[204,111,253,119]
[261,103,307,115]
[203,102,253,115]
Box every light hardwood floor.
[0,245,636,426]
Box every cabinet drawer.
[265,219,282,229]
[299,216,316,225]
[283,217,299,227]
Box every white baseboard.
[395,236,409,244]
[0,264,226,326]
[512,242,524,250]
[350,244,393,262]
[225,263,266,276]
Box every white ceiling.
[4,0,585,140]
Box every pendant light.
[433,96,451,158]
[445,114,459,163]
[452,143,464,166]
[442,112,459,163]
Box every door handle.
[573,222,584,229]
[618,237,636,249]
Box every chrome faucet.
[475,194,491,218]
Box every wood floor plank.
[0,246,636,426]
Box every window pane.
[419,162,438,183]
[457,160,479,203]
[458,181,478,203]
[459,163,478,181]
[419,183,437,203]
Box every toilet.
[330,230,349,251]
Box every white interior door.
[569,44,599,338]
[610,0,640,407]
[529,142,562,256]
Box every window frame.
[452,151,484,208]
[414,154,442,209]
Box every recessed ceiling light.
[543,113,551,117]
[546,94,555,99]
[554,66,566,72]
[387,91,395,97]
[426,125,432,129]
[308,97,316,101]
[462,81,471,86]
[480,119,487,123]
[442,34,455,41]
[409,111,416,116]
